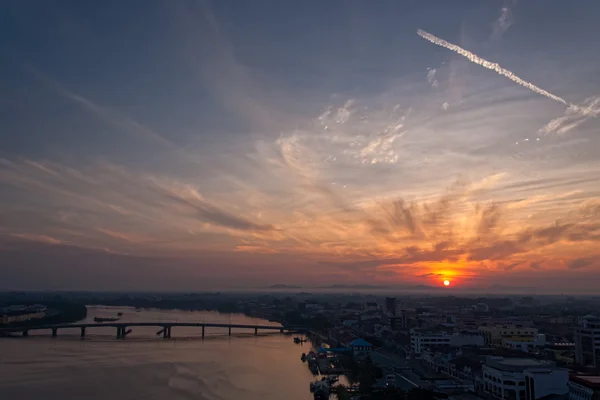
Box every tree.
[335,386,351,400]
[407,388,438,400]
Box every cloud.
[8,233,63,245]
[28,67,184,151]
[427,68,439,87]
[417,272,444,278]
[153,186,275,232]
[540,96,600,135]
[529,262,541,270]
[568,257,597,270]
[0,159,276,255]
[501,261,521,271]
[491,0,517,40]
[478,203,502,235]
[417,29,569,105]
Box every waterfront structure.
[569,375,600,400]
[482,356,561,400]
[348,338,372,358]
[0,305,47,325]
[410,329,484,354]
[479,325,538,347]
[574,315,600,367]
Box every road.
[371,351,424,391]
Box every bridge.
[0,322,307,339]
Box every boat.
[94,317,119,322]
[294,336,308,344]
[117,312,123,316]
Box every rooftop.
[570,375,600,389]
[486,357,552,372]
[348,338,372,347]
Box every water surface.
[0,307,319,399]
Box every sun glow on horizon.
[443,279,450,286]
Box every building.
[482,357,560,400]
[417,312,456,328]
[475,303,490,313]
[385,297,397,315]
[480,326,539,347]
[411,329,484,354]
[503,335,547,353]
[479,318,536,328]
[569,375,600,400]
[574,315,600,367]
[524,368,569,400]
[348,338,372,358]
[0,304,47,325]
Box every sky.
[1,0,600,293]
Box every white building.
[411,330,484,354]
[569,375,600,400]
[482,357,563,400]
[524,368,569,400]
[574,315,600,367]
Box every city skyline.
[1,1,600,292]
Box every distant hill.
[320,284,389,289]
[268,284,302,289]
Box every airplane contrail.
[417,29,569,106]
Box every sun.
[443,280,450,286]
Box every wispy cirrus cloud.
[491,0,517,40]
[8,233,64,245]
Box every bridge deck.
[0,322,293,333]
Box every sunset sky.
[1,1,600,292]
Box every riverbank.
[0,302,87,329]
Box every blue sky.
[1,0,600,292]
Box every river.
[0,306,322,399]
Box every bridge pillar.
[116,327,122,339]
[228,327,231,336]
[52,328,58,337]
[22,330,28,337]
[280,328,284,333]
[161,328,167,339]
[254,327,258,336]
[166,327,171,339]
[80,327,86,339]
[202,325,205,338]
